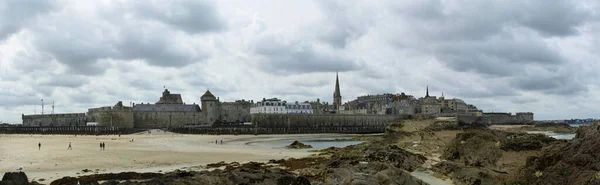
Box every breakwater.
[172,114,402,135]
[0,126,126,135]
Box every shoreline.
[0,133,357,183]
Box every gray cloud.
[314,1,374,48]
[21,0,222,75]
[512,71,588,95]
[0,0,599,123]
[0,0,56,40]
[37,75,89,88]
[253,36,360,75]
[131,0,226,34]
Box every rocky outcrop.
[51,165,310,185]
[442,129,557,168]
[1,172,28,185]
[432,161,505,185]
[286,141,313,149]
[512,122,600,185]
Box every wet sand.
[0,131,345,183]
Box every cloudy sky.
[1,0,599,123]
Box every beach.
[0,131,348,183]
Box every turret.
[201,90,219,125]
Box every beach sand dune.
[0,132,329,183]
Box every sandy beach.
[0,131,347,183]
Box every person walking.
[38,142,41,150]
[215,140,218,144]
[68,142,72,150]
[100,142,103,150]
[220,140,223,145]
[102,142,105,150]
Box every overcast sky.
[1,0,599,123]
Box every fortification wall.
[87,106,134,128]
[133,111,205,129]
[175,114,401,135]
[457,113,534,125]
[219,102,251,123]
[0,126,126,135]
[22,113,87,127]
[250,114,400,129]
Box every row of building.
[21,72,534,128]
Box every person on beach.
[38,142,41,150]
[103,142,105,150]
[220,140,223,145]
[215,140,218,144]
[100,142,103,150]
[68,142,72,150]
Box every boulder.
[1,172,28,185]
[286,141,313,149]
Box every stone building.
[22,113,87,127]
[87,101,134,128]
[419,87,441,115]
[23,89,253,129]
[219,100,252,123]
[440,97,467,113]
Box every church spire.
[334,72,340,97]
[426,85,430,98]
[333,72,342,110]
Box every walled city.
[19,72,534,131]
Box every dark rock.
[432,161,504,185]
[1,172,28,185]
[293,176,310,185]
[286,141,313,149]
[512,121,600,185]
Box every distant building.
[23,89,252,128]
[251,98,288,114]
[419,86,441,115]
[286,101,313,114]
[250,98,313,114]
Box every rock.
[432,161,504,185]
[286,141,313,149]
[512,121,600,185]
[1,172,28,185]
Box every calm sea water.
[251,138,364,150]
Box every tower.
[201,90,219,124]
[425,86,430,98]
[333,72,342,110]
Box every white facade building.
[286,102,313,114]
[251,98,287,114]
[250,98,313,114]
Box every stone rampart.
[0,126,125,135]
[87,106,134,128]
[133,111,205,129]
[457,112,534,125]
[219,101,251,123]
[22,113,87,127]
[173,114,401,135]
[250,114,400,128]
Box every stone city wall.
[250,114,400,128]
[219,102,251,123]
[457,112,534,125]
[171,114,402,135]
[133,111,205,129]
[22,113,87,127]
[87,106,134,128]
[0,126,126,135]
